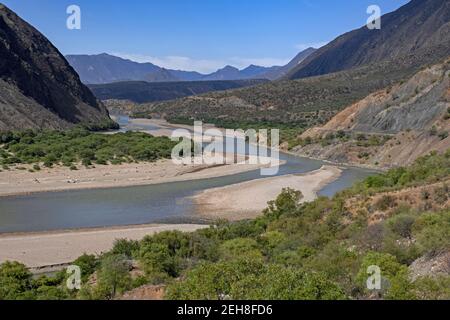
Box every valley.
[0,0,448,301]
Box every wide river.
[0,118,376,233]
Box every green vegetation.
[296,131,392,152]
[348,150,450,194]
[1,151,449,300]
[0,128,177,169]
[166,116,305,150]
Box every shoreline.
[144,117,386,172]
[0,155,283,198]
[193,165,343,221]
[282,147,386,172]
[0,223,208,269]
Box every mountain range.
[1,0,449,143]
[88,79,268,104]
[127,0,449,155]
[65,49,316,84]
[0,4,113,131]
[295,58,450,168]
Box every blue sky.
[2,0,409,73]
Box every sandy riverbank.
[0,154,283,197]
[193,165,342,221]
[0,224,208,269]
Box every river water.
[0,118,376,233]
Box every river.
[0,118,376,233]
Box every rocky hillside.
[66,53,169,84]
[294,59,450,168]
[129,46,447,127]
[89,79,268,104]
[262,47,316,80]
[128,0,449,129]
[0,4,113,131]
[288,0,450,79]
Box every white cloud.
[295,41,329,51]
[112,53,290,74]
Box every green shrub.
[0,261,34,300]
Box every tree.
[0,261,33,300]
[218,238,263,261]
[264,188,303,219]
[95,254,131,299]
[72,253,98,283]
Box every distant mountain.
[287,0,450,79]
[0,4,113,131]
[262,47,316,80]
[127,0,450,129]
[66,54,161,84]
[240,65,282,79]
[66,53,303,84]
[201,65,242,81]
[88,79,269,104]
[145,68,180,82]
[169,70,204,81]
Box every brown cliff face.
[0,4,113,131]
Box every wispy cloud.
[112,53,290,74]
[295,41,329,51]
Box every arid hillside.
[0,4,114,131]
[123,47,448,128]
[294,59,450,169]
[287,0,450,79]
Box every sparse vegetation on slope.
[1,151,448,300]
[293,60,450,168]
[88,79,268,104]
[124,47,449,131]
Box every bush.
[356,252,415,300]
[387,214,416,238]
[0,261,34,300]
[218,238,262,261]
[0,129,177,168]
[413,276,450,300]
[111,239,139,259]
[412,210,450,254]
[72,254,98,283]
[94,254,132,299]
[166,259,346,300]
[374,195,397,211]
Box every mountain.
[0,4,113,131]
[66,54,295,84]
[88,79,269,104]
[129,49,449,128]
[240,65,281,79]
[66,54,161,84]
[287,0,450,79]
[262,47,316,80]
[144,68,180,82]
[169,70,204,81]
[201,65,242,81]
[134,0,450,130]
[294,59,450,168]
